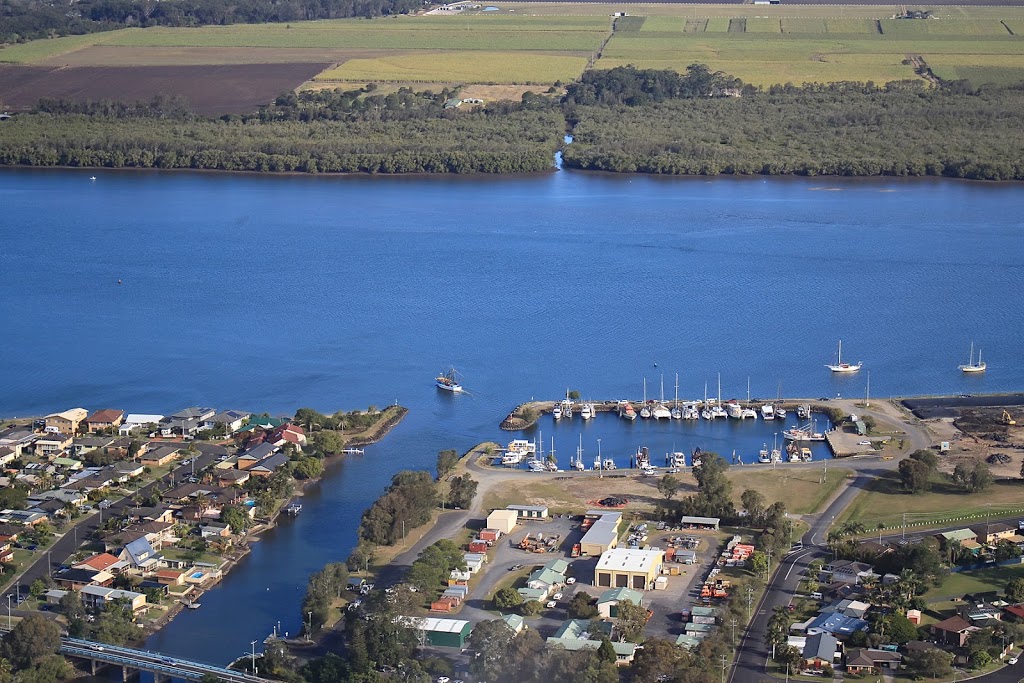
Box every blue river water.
[2,167,1023,664]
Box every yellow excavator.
[1002,410,1017,426]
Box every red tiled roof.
[1005,605,1024,620]
[76,552,121,571]
[87,409,124,423]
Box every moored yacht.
[775,405,787,420]
[581,402,594,420]
[618,400,637,421]
[826,340,862,373]
[726,401,743,419]
[959,342,986,373]
[758,444,771,463]
[760,404,775,421]
[552,403,562,420]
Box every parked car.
[552,592,563,600]
[545,601,556,609]
[566,578,576,585]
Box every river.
[2,167,1023,664]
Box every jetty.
[284,503,302,515]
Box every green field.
[924,564,1024,600]
[839,475,1024,529]
[928,53,1024,85]
[314,51,587,83]
[0,33,112,63]
[728,467,853,515]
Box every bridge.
[61,637,273,683]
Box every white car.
[437,677,450,683]
[1010,657,1019,665]
[858,440,871,446]
[552,592,563,600]
[545,601,556,609]
[566,577,576,585]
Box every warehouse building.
[402,617,473,648]
[486,509,518,535]
[507,504,548,519]
[680,516,720,531]
[595,547,665,590]
[580,510,622,556]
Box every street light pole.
[6,595,11,629]
[307,612,312,641]
[597,439,602,479]
[250,640,258,676]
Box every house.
[597,587,643,618]
[216,469,250,487]
[80,585,147,612]
[806,612,870,638]
[237,443,277,469]
[957,602,1003,626]
[547,620,637,665]
[248,452,290,477]
[154,569,186,586]
[127,506,174,524]
[119,537,163,572]
[113,461,145,480]
[45,408,88,434]
[203,410,250,434]
[160,407,216,437]
[937,528,979,550]
[856,540,892,558]
[53,568,114,590]
[486,509,518,535]
[161,482,223,504]
[85,410,124,433]
[845,648,902,674]
[200,522,231,538]
[970,522,1018,545]
[0,539,13,563]
[75,553,129,574]
[119,414,164,436]
[802,633,839,669]
[0,447,16,468]
[502,614,525,634]
[0,509,47,526]
[123,521,178,548]
[580,510,622,556]
[1004,604,1024,622]
[931,615,973,647]
[822,560,876,585]
[595,548,664,591]
[0,429,38,457]
[140,445,179,467]
[71,436,116,456]
[52,456,83,471]
[821,599,871,619]
[34,433,73,457]
[268,424,306,449]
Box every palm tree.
[766,605,791,658]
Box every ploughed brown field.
[0,62,329,115]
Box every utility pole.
[822,458,827,485]
[865,371,870,408]
[746,586,754,620]
[730,617,738,644]
[902,512,906,541]
[766,548,773,581]
[250,640,258,676]
[598,439,602,479]
[720,654,728,683]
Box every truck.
[571,543,582,558]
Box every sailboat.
[959,342,986,373]
[640,378,651,419]
[700,382,712,420]
[826,340,862,373]
[653,375,672,419]
[435,367,464,392]
[741,378,757,419]
[711,374,728,419]
[671,373,683,420]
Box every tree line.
[1,0,425,44]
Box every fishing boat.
[435,367,464,392]
[797,404,810,420]
[761,404,775,421]
[602,458,616,470]
[801,447,813,462]
[789,449,802,463]
[758,444,771,464]
[959,342,986,373]
[618,400,637,421]
[580,402,594,420]
[635,446,651,469]
[561,393,574,419]
[783,420,826,442]
[285,503,302,515]
[826,340,862,373]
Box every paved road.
[4,443,227,604]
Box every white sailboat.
[826,340,862,373]
[959,342,986,373]
[711,374,728,419]
[640,378,652,419]
[740,379,757,419]
[671,373,683,420]
[653,375,671,419]
[700,382,712,420]
[561,390,574,419]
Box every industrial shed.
[580,510,622,556]
[680,515,720,530]
[404,617,473,648]
[486,509,518,535]
[507,505,548,519]
[595,548,665,591]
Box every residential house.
[0,538,13,563]
[1004,604,1024,622]
[237,443,277,470]
[521,558,569,599]
[160,407,216,437]
[502,614,525,634]
[162,482,225,505]
[119,537,164,573]
[216,469,250,488]
[547,620,637,665]
[821,599,871,619]
[29,498,69,521]
[45,408,88,434]
[937,529,982,555]
[802,633,840,670]
[119,414,164,436]
[0,510,47,526]
[71,436,115,456]
[200,522,231,538]
[75,553,129,575]
[0,429,37,457]
[80,585,147,613]
[0,447,18,468]
[931,615,973,647]
[855,540,892,558]
[597,587,644,618]
[203,411,250,434]
[806,612,870,638]
[85,410,124,433]
[122,521,178,549]
[822,560,876,585]
[70,468,119,492]
[127,506,174,524]
[268,424,306,449]
[140,446,179,467]
[155,569,186,586]
[34,433,73,457]
[957,602,1003,627]
[248,452,290,477]
[113,461,145,480]
[845,649,902,674]
[53,568,114,590]
[970,522,1018,545]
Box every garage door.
[616,574,629,588]
[597,572,611,587]
[632,575,646,590]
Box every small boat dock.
[284,503,302,515]
[341,447,364,455]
